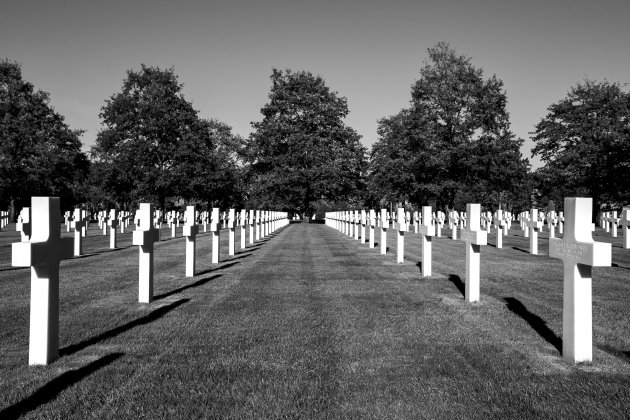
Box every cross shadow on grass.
[0,266,28,272]
[511,246,529,253]
[227,253,252,261]
[503,297,562,353]
[155,275,221,301]
[59,299,189,356]
[448,274,465,297]
[0,352,123,420]
[597,345,630,363]
[195,261,240,276]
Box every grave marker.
[228,208,236,256]
[360,210,366,244]
[397,208,406,263]
[211,208,221,263]
[527,209,544,255]
[492,210,505,248]
[70,208,85,256]
[619,208,630,249]
[183,205,198,277]
[108,209,119,248]
[458,203,487,303]
[16,207,31,242]
[240,209,247,249]
[419,206,435,276]
[380,209,388,255]
[249,210,255,245]
[549,197,611,363]
[132,203,159,303]
[12,197,73,365]
[369,209,375,248]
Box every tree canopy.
[531,79,630,213]
[90,65,242,210]
[368,43,529,211]
[0,59,88,217]
[247,68,367,217]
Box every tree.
[367,43,529,211]
[0,59,88,218]
[531,79,630,214]
[247,69,367,217]
[91,65,240,211]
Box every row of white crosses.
[1,210,10,229]
[327,198,612,363]
[11,197,290,366]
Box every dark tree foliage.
[368,43,529,212]
[532,79,630,214]
[247,69,367,217]
[91,65,242,210]
[0,59,88,218]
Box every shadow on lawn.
[0,352,123,420]
[155,274,222,301]
[227,253,252,261]
[503,297,562,353]
[612,263,630,271]
[597,345,630,363]
[448,274,465,297]
[195,261,240,276]
[59,299,189,356]
[511,246,529,253]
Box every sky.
[1,0,629,169]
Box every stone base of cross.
[549,197,611,363]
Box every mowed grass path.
[0,221,629,418]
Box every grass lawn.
[0,220,628,418]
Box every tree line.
[1,43,628,221]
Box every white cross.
[457,203,487,302]
[108,209,119,248]
[12,197,73,365]
[132,203,159,303]
[183,205,199,277]
[211,208,221,263]
[546,211,558,239]
[418,206,435,276]
[527,209,544,254]
[228,208,236,256]
[70,208,85,256]
[360,210,367,244]
[618,208,630,249]
[492,209,505,248]
[549,197,611,363]
[240,209,247,249]
[603,211,619,238]
[369,209,375,248]
[396,208,406,263]
[380,209,388,255]
[16,207,31,242]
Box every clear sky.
[2,0,628,168]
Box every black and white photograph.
[1,0,629,418]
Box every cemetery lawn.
[0,222,629,419]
